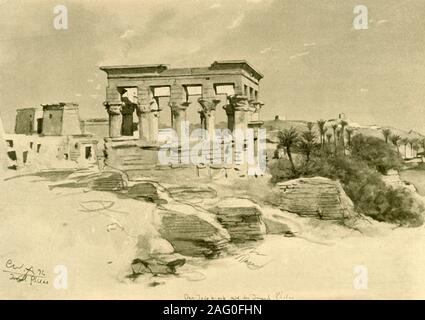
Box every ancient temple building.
[41,103,82,136]
[100,60,264,140]
[15,107,43,135]
[100,60,265,171]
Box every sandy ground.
[1,173,425,299]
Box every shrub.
[370,188,424,227]
[350,134,403,174]
[268,159,300,184]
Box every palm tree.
[317,119,327,150]
[298,130,318,165]
[382,128,392,144]
[346,127,353,147]
[306,122,314,132]
[326,132,332,144]
[390,134,401,154]
[340,120,348,153]
[336,127,342,154]
[277,127,299,173]
[331,124,338,154]
[326,132,332,153]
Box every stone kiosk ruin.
[100,60,265,174]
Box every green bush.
[350,134,403,174]
[268,159,300,184]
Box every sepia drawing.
[1,0,425,300]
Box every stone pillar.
[170,102,190,141]
[149,99,161,143]
[250,101,264,122]
[136,106,150,141]
[104,102,123,138]
[229,95,251,132]
[198,98,220,138]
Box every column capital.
[250,100,265,113]
[228,94,251,111]
[137,98,162,116]
[104,101,124,115]
[169,101,191,116]
[198,98,220,115]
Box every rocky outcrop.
[131,254,186,275]
[89,171,127,191]
[167,185,217,202]
[211,198,266,242]
[157,203,230,258]
[127,182,167,204]
[273,177,355,220]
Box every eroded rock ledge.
[272,177,356,220]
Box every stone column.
[229,95,251,132]
[170,101,190,141]
[250,101,264,122]
[149,99,161,143]
[198,98,220,138]
[104,102,123,138]
[136,106,150,141]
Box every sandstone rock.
[131,253,186,275]
[212,198,266,242]
[157,203,230,258]
[89,171,126,191]
[136,234,175,258]
[261,207,302,235]
[127,182,167,204]
[262,216,292,235]
[274,177,355,220]
[167,185,217,202]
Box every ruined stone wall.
[61,108,82,136]
[15,108,36,135]
[42,108,63,136]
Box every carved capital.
[228,94,251,111]
[250,101,265,113]
[170,101,191,117]
[104,101,124,115]
[198,98,220,116]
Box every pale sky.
[1,0,425,132]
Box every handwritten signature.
[235,249,272,270]
[3,259,49,286]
